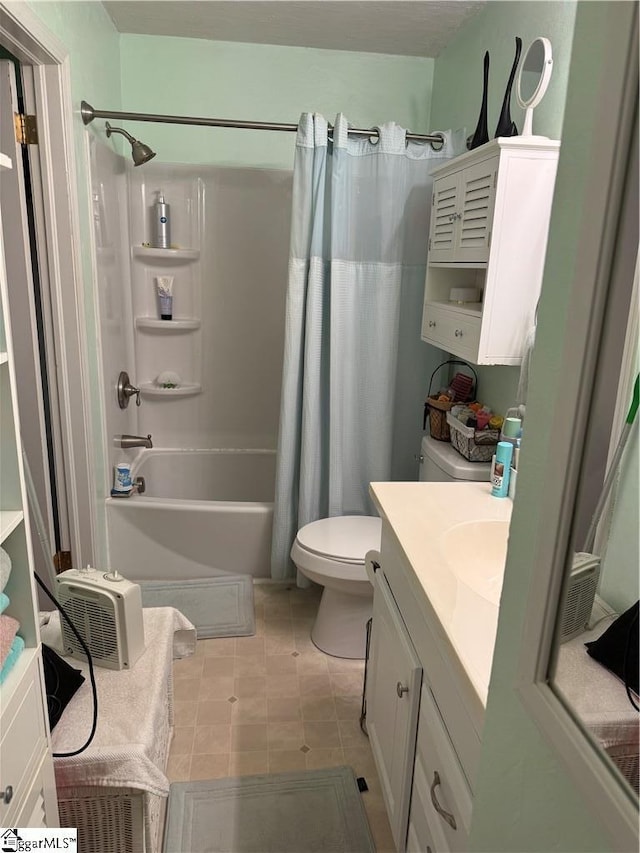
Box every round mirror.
[517,37,553,136]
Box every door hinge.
[14,112,38,146]
[53,550,72,574]
[428,238,432,251]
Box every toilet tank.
[419,435,491,483]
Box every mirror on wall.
[547,120,639,805]
[517,37,553,137]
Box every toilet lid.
[296,516,381,563]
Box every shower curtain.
[271,113,463,580]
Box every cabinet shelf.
[0,510,23,544]
[132,246,199,261]
[140,382,202,398]
[426,299,483,318]
[135,317,200,332]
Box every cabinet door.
[455,157,498,263]
[367,569,422,852]
[428,174,460,262]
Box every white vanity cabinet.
[422,137,559,365]
[366,480,511,852]
[367,541,475,852]
[0,153,59,828]
[367,570,422,850]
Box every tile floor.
[167,581,395,851]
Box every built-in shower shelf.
[133,246,200,261]
[140,382,202,398]
[136,317,201,331]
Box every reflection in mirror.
[549,123,639,805]
[517,37,553,136]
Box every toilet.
[290,515,381,659]
[291,438,491,660]
[419,434,491,483]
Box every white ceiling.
[103,1,486,58]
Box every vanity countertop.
[370,481,513,710]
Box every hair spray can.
[491,441,513,498]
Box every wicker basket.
[446,411,500,462]
[423,360,477,442]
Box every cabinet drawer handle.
[454,329,463,337]
[428,320,436,328]
[396,681,409,698]
[430,771,457,830]
[1,785,13,805]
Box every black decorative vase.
[469,51,490,150]
[495,37,523,138]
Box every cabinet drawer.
[412,684,472,852]
[0,657,48,825]
[421,303,481,361]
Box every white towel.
[52,607,195,798]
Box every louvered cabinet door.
[454,156,498,262]
[428,174,461,262]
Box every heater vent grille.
[560,559,600,643]
[60,587,119,664]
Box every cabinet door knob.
[1,785,13,804]
[396,681,409,698]
[430,771,457,830]
[454,329,463,337]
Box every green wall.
[429,0,578,416]
[28,0,122,563]
[469,3,634,850]
[119,35,434,169]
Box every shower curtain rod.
[80,101,445,148]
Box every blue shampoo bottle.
[491,441,513,498]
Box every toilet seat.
[291,515,381,596]
[296,515,382,564]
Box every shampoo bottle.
[153,190,171,249]
[491,441,513,498]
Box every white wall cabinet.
[0,152,59,828]
[422,138,560,365]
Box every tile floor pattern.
[167,581,395,851]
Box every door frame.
[0,2,98,571]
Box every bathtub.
[106,449,276,580]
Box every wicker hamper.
[424,360,477,442]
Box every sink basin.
[441,519,510,605]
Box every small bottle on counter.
[491,441,513,498]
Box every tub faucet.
[115,434,153,449]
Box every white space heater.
[55,567,145,670]
[559,552,602,643]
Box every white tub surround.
[107,449,275,580]
[365,481,512,851]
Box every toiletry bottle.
[112,462,132,495]
[491,441,513,498]
[153,190,171,249]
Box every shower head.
[105,121,156,166]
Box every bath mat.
[140,576,255,638]
[163,766,375,853]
